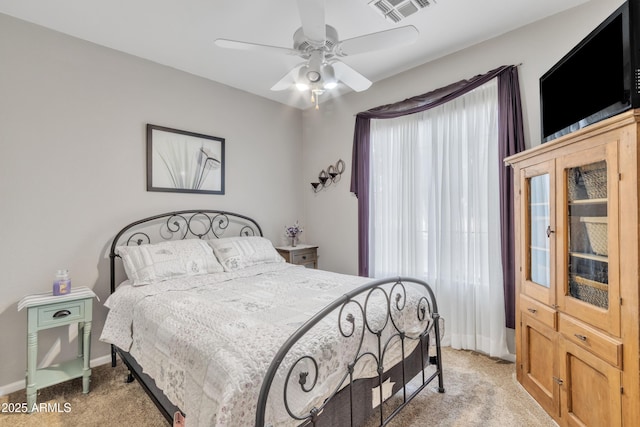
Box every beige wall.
[0,13,303,389]
[302,0,625,275]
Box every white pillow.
[116,239,224,286]
[206,236,284,272]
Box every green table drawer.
[37,300,85,328]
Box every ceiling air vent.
[368,0,433,23]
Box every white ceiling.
[0,0,588,109]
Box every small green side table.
[18,287,97,412]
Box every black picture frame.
[147,124,225,195]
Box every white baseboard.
[0,379,24,397]
[0,354,112,397]
[90,354,112,368]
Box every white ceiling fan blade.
[338,25,419,56]
[332,62,372,92]
[215,38,299,56]
[271,64,305,91]
[297,0,326,45]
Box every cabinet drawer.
[291,250,317,265]
[37,300,85,329]
[520,294,556,330]
[559,314,622,369]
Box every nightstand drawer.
[291,250,317,264]
[37,300,85,328]
[276,245,319,269]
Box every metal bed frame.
[108,210,445,426]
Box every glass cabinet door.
[558,142,619,335]
[530,174,551,288]
[522,160,556,306]
[566,161,608,308]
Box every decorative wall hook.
[311,159,345,192]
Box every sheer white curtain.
[369,79,511,359]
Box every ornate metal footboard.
[107,210,444,426]
[256,276,444,427]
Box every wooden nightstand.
[276,244,319,269]
[18,287,97,412]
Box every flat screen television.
[540,0,640,143]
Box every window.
[368,79,510,358]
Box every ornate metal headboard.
[109,210,263,293]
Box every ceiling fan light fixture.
[217,0,420,109]
[295,66,311,90]
[305,50,325,84]
[321,63,337,89]
[307,70,322,83]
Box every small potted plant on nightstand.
[285,221,303,247]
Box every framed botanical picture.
[147,124,225,195]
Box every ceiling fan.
[214,0,419,109]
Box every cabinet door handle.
[546,226,555,238]
[53,310,71,318]
[527,308,537,314]
[302,255,307,260]
[574,333,587,341]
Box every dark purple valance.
[350,64,525,328]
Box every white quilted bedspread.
[100,263,427,426]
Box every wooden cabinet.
[506,110,640,426]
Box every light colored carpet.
[365,347,557,427]
[0,347,556,427]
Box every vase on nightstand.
[290,236,297,247]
